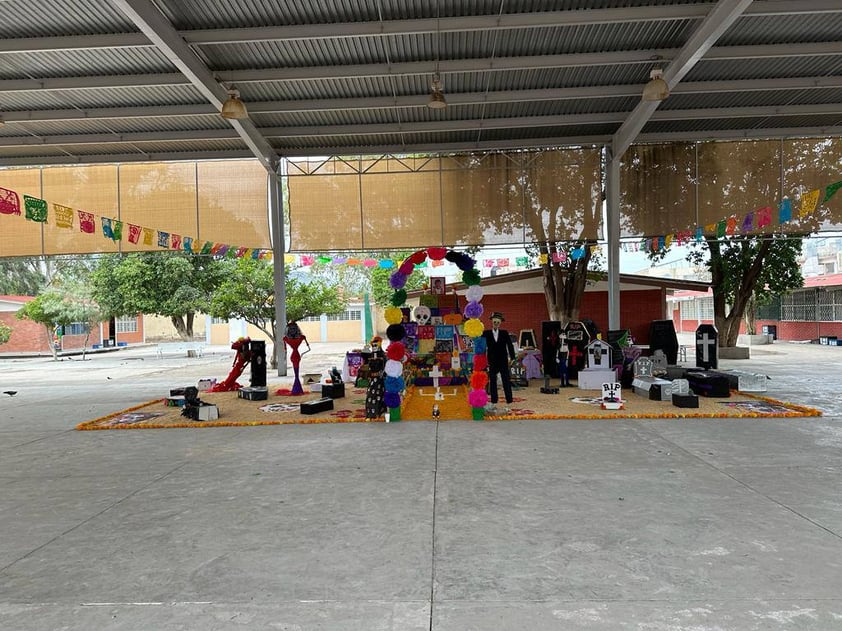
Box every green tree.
[0,258,47,295]
[0,320,11,346]
[209,258,345,368]
[90,252,225,339]
[15,284,103,359]
[685,235,803,346]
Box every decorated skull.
[414,305,432,325]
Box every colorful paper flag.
[101,217,114,239]
[158,231,170,248]
[111,220,123,241]
[0,187,21,215]
[716,220,726,238]
[200,241,213,255]
[741,212,754,233]
[142,228,154,246]
[79,211,95,234]
[53,204,74,229]
[756,206,772,228]
[778,198,792,223]
[515,256,529,266]
[171,234,182,250]
[823,179,842,203]
[300,255,315,266]
[183,236,193,253]
[127,224,142,244]
[23,195,48,223]
[800,189,820,216]
[538,253,548,265]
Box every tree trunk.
[540,244,592,328]
[171,315,189,340]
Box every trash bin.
[761,325,777,340]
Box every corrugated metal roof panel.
[0,0,132,36]
[0,48,173,80]
[48,85,205,109]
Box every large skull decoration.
[414,305,432,325]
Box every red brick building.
[0,295,144,354]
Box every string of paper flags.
[631,178,842,254]
[0,185,273,260]
[3,176,839,263]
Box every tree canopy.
[90,252,225,339]
[209,258,345,368]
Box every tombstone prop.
[649,319,679,365]
[578,339,616,390]
[695,324,719,370]
[249,339,267,387]
[671,378,699,408]
[541,321,563,378]
[631,357,672,400]
[562,320,591,379]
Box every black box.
[238,386,268,401]
[672,393,699,408]
[321,382,346,399]
[686,371,730,397]
[300,397,334,415]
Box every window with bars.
[66,322,89,335]
[679,301,696,319]
[327,310,361,321]
[782,290,817,321]
[114,316,138,333]
[696,297,715,320]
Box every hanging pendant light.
[642,68,669,102]
[221,88,249,119]
[428,76,447,109]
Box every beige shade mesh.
[196,161,269,248]
[288,174,363,250]
[361,171,443,248]
[0,169,46,258]
[697,140,782,236]
[0,160,269,258]
[620,143,696,237]
[42,165,120,255]
[783,138,842,232]
[288,149,602,251]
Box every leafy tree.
[370,253,427,307]
[16,283,103,359]
[0,258,48,295]
[0,321,11,346]
[626,138,842,346]
[209,258,345,368]
[90,252,226,339]
[686,235,803,346]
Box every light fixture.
[428,76,447,109]
[427,2,447,110]
[221,87,249,119]
[642,67,669,102]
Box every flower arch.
[381,247,488,420]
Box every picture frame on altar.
[430,276,446,295]
[518,329,537,349]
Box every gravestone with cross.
[695,324,719,370]
[578,338,617,389]
[562,320,591,380]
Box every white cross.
[698,332,716,363]
[429,364,443,388]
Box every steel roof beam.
[1,42,840,93]
[1,1,838,53]
[4,102,840,147]
[613,0,754,158]
[3,76,842,124]
[111,0,278,173]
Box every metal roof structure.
[1,0,841,172]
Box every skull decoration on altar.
[414,305,432,325]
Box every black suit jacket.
[482,328,516,370]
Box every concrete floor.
[1,339,841,630]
